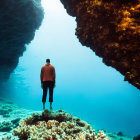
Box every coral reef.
[13,109,110,140]
[60,0,140,90]
[0,100,132,140]
[0,0,44,82]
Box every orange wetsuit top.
[40,64,56,83]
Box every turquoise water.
[1,0,140,137]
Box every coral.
[13,109,110,140]
[0,0,44,82]
[0,100,132,140]
[60,0,140,90]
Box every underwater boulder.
[117,131,124,136]
[0,121,13,132]
[133,134,140,140]
[60,0,140,90]
[11,118,20,128]
[0,0,44,82]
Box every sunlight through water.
[1,0,140,137]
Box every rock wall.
[0,0,44,81]
[60,0,140,90]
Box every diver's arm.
[40,67,44,83]
[54,68,56,83]
[52,67,56,87]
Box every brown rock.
[60,0,140,90]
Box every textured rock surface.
[0,0,44,81]
[60,0,140,90]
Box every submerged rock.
[0,0,44,82]
[0,98,33,137]
[133,134,140,140]
[117,131,124,136]
[13,109,110,140]
[0,121,13,132]
[60,0,140,90]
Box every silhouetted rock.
[0,0,44,82]
[117,131,124,136]
[60,0,140,90]
[133,134,140,140]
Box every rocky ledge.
[60,0,140,90]
[0,0,44,82]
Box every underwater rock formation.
[0,0,44,81]
[133,134,140,140]
[13,109,110,140]
[60,0,140,90]
[0,121,13,132]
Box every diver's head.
[46,59,50,64]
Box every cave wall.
[60,0,140,90]
[0,0,44,81]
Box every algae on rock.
[60,0,140,90]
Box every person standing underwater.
[40,59,56,110]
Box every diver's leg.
[42,82,48,109]
[43,102,45,110]
[50,102,52,111]
[49,82,54,111]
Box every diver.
[40,59,56,110]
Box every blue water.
[1,0,140,137]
